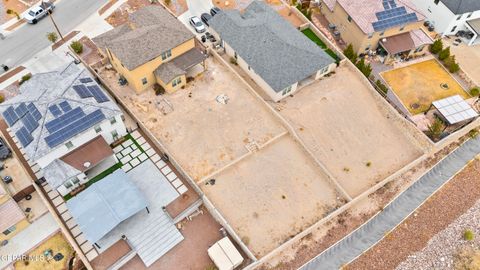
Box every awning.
[380,29,433,55]
[467,18,480,35]
[60,136,113,172]
[66,170,148,243]
[154,47,207,83]
[432,95,478,125]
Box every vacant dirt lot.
[446,39,480,86]
[202,136,344,257]
[275,65,423,198]
[105,57,285,181]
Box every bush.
[464,230,475,241]
[469,128,479,138]
[448,62,460,73]
[438,46,450,61]
[429,39,443,54]
[6,9,20,20]
[153,83,165,95]
[0,94,4,104]
[470,87,480,96]
[19,74,31,85]
[229,57,237,65]
[427,118,445,141]
[343,44,357,64]
[375,79,388,94]
[164,0,171,5]
[70,40,83,54]
[356,58,372,78]
[46,32,58,44]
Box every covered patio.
[466,18,480,46]
[378,29,433,64]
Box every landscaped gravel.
[396,199,480,270]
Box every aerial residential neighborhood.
[0,0,480,270]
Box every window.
[467,13,472,18]
[319,66,329,75]
[282,86,292,96]
[110,116,117,125]
[72,177,80,184]
[451,26,457,32]
[3,225,16,235]
[141,77,147,85]
[161,50,172,60]
[111,130,119,140]
[65,141,74,149]
[172,77,182,87]
[414,45,425,53]
[234,52,237,59]
[347,15,352,22]
[94,124,102,133]
[64,181,73,189]
[456,15,462,20]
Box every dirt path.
[349,158,480,269]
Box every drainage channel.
[300,136,480,270]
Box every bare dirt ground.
[445,39,480,86]
[255,133,468,270]
[78,36,103,67]
[202,136,345,258]
[103,57,285,181]
[106,0,155,27]
[350,158,480,270]
[0,0,27,24]
[213,0,282,10]
[274,65,424,198]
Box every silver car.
[189,16,206,33]
[24,1,55,24]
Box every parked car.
[189,16,206,33]
[210,7,222,16]
[24,1,55,24]
[201,13,212,26]
[0,137,11,160]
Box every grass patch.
[64,162,122,201]
[301,28,341,63]
[124,133,145,153]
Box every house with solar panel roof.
[0,63,127,196]
[320,0,433,62]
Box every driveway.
[178,0,213,36]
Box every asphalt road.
[0,0,108,70]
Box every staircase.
[128,211,184,267]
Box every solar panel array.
[79,77,93,83]
[373,0,418,32]
[59,101,72,112]
[14,103,28,118]
[3,106,19,126]
[16,127,33,148]
[73,85,92,98]
[45,107,86,133]
[73,82,109,103]
[87,85,109,103]
[27,103,42,121]
[45,109,106,148]
[432,95,479,125]
[21,113,39,133]
[49,104,62,117]
[1,102,43,147]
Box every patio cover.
[380,29,432,55]
[66,170,148,243]
[432,95,479,125]
[154,47,207,83]
[467,18,480,35]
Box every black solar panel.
[3,106,19,126]
[21,112,39,133]
[59,101,72,112]
[45,107,86,134]
[73,85,92,98]
[27,103,42,121]
[48,104,62,117]
[79,77,93,83]
[45,109,106,148]
[87,85,109,103]
[14,103,28,118]
[16,127,33,147]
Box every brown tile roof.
[0,199,25,232]
[92,5,194,70]
[60,136,113,172]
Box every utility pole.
[42,1,64,41]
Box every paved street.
[0,0,107,71]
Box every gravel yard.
[274,64,424,198]
[349,158,480,270]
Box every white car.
[189,16,206,33]
[24,1,55,24]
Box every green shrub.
[464,230,475,241]
[164,0,171,5]
[46,32,58,44]
[229,57,237,65]
[429,39,443,54]
[470,87,480,96]
[448,61,460,73]
[356,58,372,78]
[469,128,479,138]
[19,74,31,85]
[375,79,388,94]
[70,40,83,54]
[6,9,20,20]
[427,118,445,141]
[343,44,357,64]
[438,46,451,61]
[0,94,4,104]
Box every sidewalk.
[301,135,480,270]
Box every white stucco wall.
[36,114,127,169]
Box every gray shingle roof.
[0,63,122,161]
[154,48,207,83]
[93,5,194,70]
[209,1,335,92]
[440,0,480,14]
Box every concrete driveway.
[178,0,213,36]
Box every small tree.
[464,230,475,241]
[438,46,450,61]
[470,87,480,96]
[355,58,372,78]
[375,79,388,94]
[19,74,31,85]
[427,118,445,141]
[448,61,460,73]
[429,39,443,54]
[46,32,58,44]
[343,44,357,63]
[70,40,83,54]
